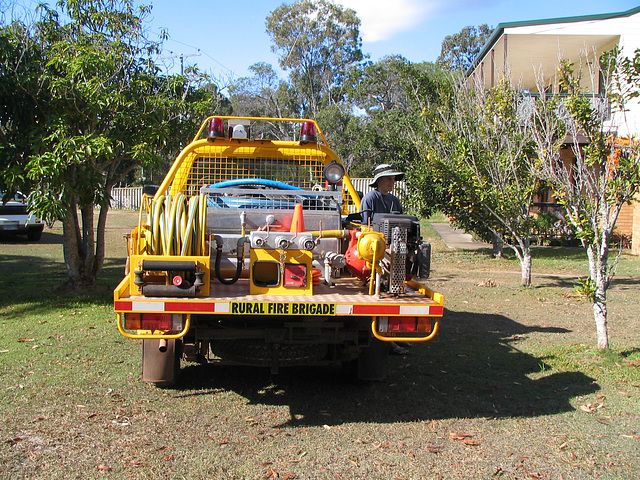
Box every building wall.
[617,202,634,239]
[468,11,640,137]
[633,199,640,255]
[469,10,640,253]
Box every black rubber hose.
[142,259,197,271]
[214,246,242,285]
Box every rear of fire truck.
[114,116,444,386]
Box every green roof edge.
[465,6,640,77]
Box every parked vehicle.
[0,192,44,241]
[113,116,443,386]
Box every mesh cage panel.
[175,145,326,196]
[167,143,358,214]
[390,226,408,295]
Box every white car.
[0,192,45,241]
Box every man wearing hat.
[360,164,411,355]
[360,164,404,225]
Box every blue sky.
[143,0,639,84]
[8,0,640,85]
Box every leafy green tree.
[266,0,364,117]
[228,62,299,138]
[530,53,640,349]
[347,55,414,114]
[413,78,539,285]
[0,21,45,195]
[2,0,219,291]
[437,24,492,72]
[341,56,443,212]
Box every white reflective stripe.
[399,305,431,315]
[378,316,389,332]
[215,303,230,313]
[336,304,352,315]
[132,301,165,312]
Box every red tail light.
[378,316,434,334]
[124,313,172,330]
[389,316,417,332]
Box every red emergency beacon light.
[207,117,225,139]
[300,121,317,143]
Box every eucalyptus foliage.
[437,24,493,72]
[266,0,363,117]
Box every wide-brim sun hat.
[369,164,405,187]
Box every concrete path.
[430,223,491,250]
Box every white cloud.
[334,0,441,42]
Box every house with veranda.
[466,6,640,253]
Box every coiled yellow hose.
[148,193,206,256]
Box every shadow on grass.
[0,254,124,309]
[537,274,640,290]
[174,308,598,426]
[0,230,63,245]
[435,246,590,262]
[0,254,67,303]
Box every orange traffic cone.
[290,203,305,233]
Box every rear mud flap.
[142,338,180,387]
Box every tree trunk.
[591,232,611,350]
[80,205,95,275]
[93,203,109,279]
[510,236,532,287]
[60,201,101,291]
[492,233,504,258]
[593,299,609,349]
[520,244,532,287]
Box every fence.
[110,180,408,211]
[111,187,143,210]
[349,178,407,205]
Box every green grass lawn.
[1,211,638,479]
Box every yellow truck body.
[114,116,443,385]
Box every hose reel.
[128,193,211,297]
[148,193,206,257]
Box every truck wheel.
[357,338,390,382]
[142,338,181,387]
[27,226,43,241]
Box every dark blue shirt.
[360,190,403,225]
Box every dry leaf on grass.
[374,441,393,449]
[449,432,479,445]
[580,402,604,413]
[449,432,472,441]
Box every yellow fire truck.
[113,116,443,385]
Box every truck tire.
[357,338,390,382]
[142,338,181,387]
[27,226,43,241]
